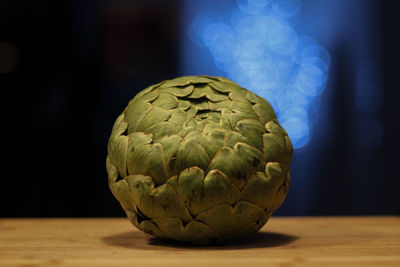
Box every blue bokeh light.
[271,0,301,18]
[238,0,270,15]
[188,0,330,149]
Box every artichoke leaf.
[125,175,192,222]
[174,137,210,172]
[176,99,191,110]
[127,141,169,185]
[111,179,137,213]
[226,112,256,130]
[185,105,197,119]
[169,167,240,216]
[106,158,138,213]
[229,88,250,104]
[199,170,240,213]
[150,217,185,239]
[167,167,204,213]
[207,142,262,189]
[285,135,294,157]
[265,164,291,210]
[106,156,118,184]
[183,130,206,146]
[127,132,152,148]
[209,81,241,93]
[156,135,182,172]
[190,99,210,111]
[205,76,239,86]
[135,106,171,132]
[176,126,198,139]
[263,134,286,163]
[263,120,289,163]
[220,108,234,130]
[208,111,222,122]
[159,85,194,97]
[107,135,128,178]
[239,170,282,209]
[183,130,222,159]
[195,201,264,237]
[125,101,152,133]
[205,86,229,102]
[235,119,266,151]
[151,217,216,243]
[125,209,140,229]
[142,121,175,140]
[187,86,207,99]
[251,102,276,125]
[167,108,188,133]
[229,100,257,116]
[188,84,228,102]
[246,90,267,104]
[109,114,128,139]
[209,99,230,111]
[202,126,225,159]
[151,92,179,110]
[159,76,211,88]
[134,81,163,99]
[140,220,168,238]
[223,131,250,149]
[137,88,159,103]
[194,117,213,131]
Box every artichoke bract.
[106,76,293,243]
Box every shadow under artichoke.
[102,230,298,250]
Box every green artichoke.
[106,76,293,243]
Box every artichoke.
[106,76,293,243]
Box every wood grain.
[0,217,399,266]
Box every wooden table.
[0,217,399,266]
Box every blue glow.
[248,0,270,7]
[188,12,218,47]
[188,0,330,149]
[237,0,269,15]
[271,0,301,18]
[281,118,310,148]
[268,26,298,55]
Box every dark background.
[1,0,399,217]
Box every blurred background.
[1,0,399,217]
